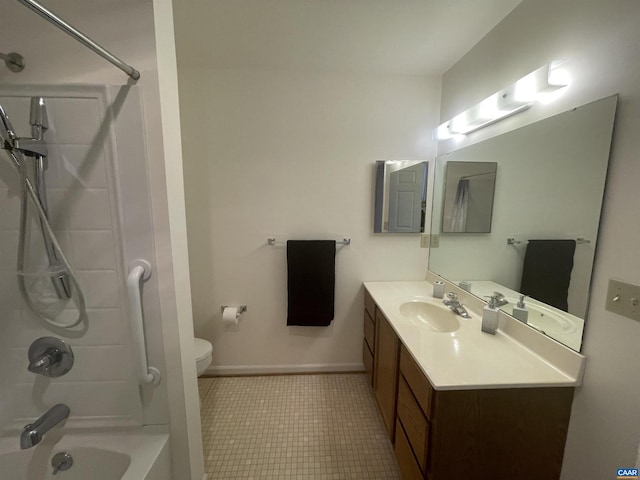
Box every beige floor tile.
[198,374,401,479]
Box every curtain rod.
[17,0,140,80]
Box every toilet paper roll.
[222,307,240,325]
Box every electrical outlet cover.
[605,278,640,321]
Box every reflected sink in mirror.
[399,299,460,333]
[504,299,577,335]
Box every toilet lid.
[194,338,213,361]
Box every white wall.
[178,68,440,372]
[0,1,204,478]
[438,1,640,477]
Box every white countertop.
[364,280,585,390]
[458,280,585,352]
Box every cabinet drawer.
[397,376,429,472]
[394,420,424,480]
[364,309,375,352]
[400,345,433,418]
[364,289,375,317]
[363,339,374,386]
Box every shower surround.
[0,85,169,434]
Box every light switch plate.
[605,279,640,321]
[420,234,440,248]
[420,234,430,248]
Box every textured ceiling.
[173,0,522,75]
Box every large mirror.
[429,95,618,351]
[374,160,428,233]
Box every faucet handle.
[27,337,74,377]
[446,291,459,300]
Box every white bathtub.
[0,427,170,480]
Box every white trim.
[205,363,365,376]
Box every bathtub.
[0,427,170,480]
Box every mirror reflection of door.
[442,162,497,233]
[374,160,428,233]
[388,162,427,232]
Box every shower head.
[0,103,17,149]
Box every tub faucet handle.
[27,337,74,377]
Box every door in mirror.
[374,160,428,233]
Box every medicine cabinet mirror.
[429,95,618,352]
[374,160,428,233]
[441,161,497,233]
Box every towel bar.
[507,237,590,245]
[268,237,351,246]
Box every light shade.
[434,61,570,141]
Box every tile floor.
[198,374,401,479]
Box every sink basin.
[399,300,460,333]
[504,300,577,335]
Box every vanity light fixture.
[434,61,570,141]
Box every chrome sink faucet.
[20,404,70,449]
[443,292,471,318]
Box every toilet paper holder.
[220,305,247,314]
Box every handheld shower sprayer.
[0,103,17,148]
[0,98,86,328]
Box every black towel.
[287,240,336,326]
[520,240,576,312]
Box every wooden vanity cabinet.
[363,290,577,479]
[373,310,400,440]
[365,294,400,441]
[363,290,376,386]
[395,344,576,480]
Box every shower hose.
[10,149,87,329]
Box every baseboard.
[205,363,365,376]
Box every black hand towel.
[287,240,336,326]
[520,239,576,312]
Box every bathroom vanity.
[363,279,585,480]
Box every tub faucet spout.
[20,403,70,449]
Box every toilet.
[194,337,213,376]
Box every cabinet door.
[373,311,400,440]
[363,339,374,386]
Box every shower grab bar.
[16,0,141,80]
[127,260,161,386]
